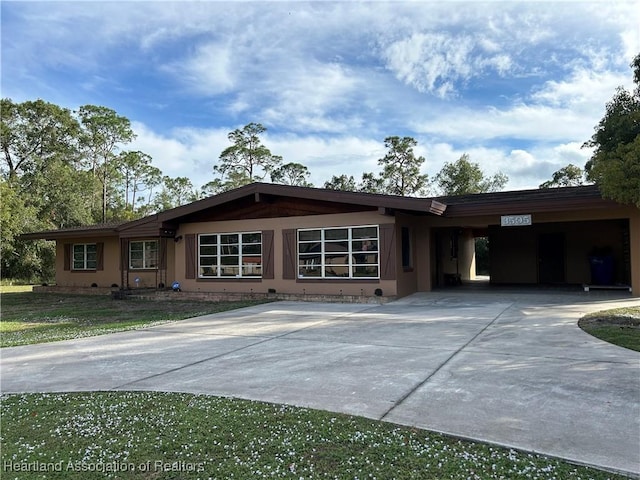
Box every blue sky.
[2,1,638,192]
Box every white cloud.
[170,42,236,95]
[382,33,474,97]
[531,69,629,108]
[4,0,639,194]
[411,64,629,144]
[129,122,229,185]
[412,103,589,143]
[259,61,364,133]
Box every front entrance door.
[538,233,565,284]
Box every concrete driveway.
[2,291,639,475]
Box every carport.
[428,187,637,292]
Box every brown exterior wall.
[415,224,432,292]
[46,199,639,298]
[395,215,417,298]
[121,238,176,289]
[490,227,537,283]
[174,211,398,298]
[55,237,121,288]
[432,227,476,283]
[427,204,638,293]
[489,219,630,286]
[54,236,176,291]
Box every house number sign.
[501,214,532,227]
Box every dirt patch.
[578,314,640,329]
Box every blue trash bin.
[589,255,614,285]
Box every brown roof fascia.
[157,182,446,222]
[438,185,620,217]
[19,223,123,241]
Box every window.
[298,226,379,279]
[129,240,158,269]
[73,244,97,270]
[198,232,262,278]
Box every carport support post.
[631,212,640,297]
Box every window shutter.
[282,229,296,280]
[96,242,104,271]
[120,239,129,271]
[159,238,167,270]
[262,230,274,279]
[379,223,397,280]
[63,243,71,271]
[185,234,196,279]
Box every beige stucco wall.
[122,239,176,290]
[55,236,121,288]
[55,236,176,290]
[175,211,399,297]
[433,228,476,282]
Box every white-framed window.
[129,240,158,269]
[73,243,97,270]
[297,225,379,279]
[198,232,262,278]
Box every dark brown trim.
[63,243,71,271]
[185,234,196,279]
[379,223,397,280]
[120,238,129,288]
[262,230,275,279]
[282,229,296,280]
[155,183,446,224]
[159,237,168,270]
[196,278,262,283]
[295,279,380,284]
[96,242,104,271]
[438,185,617,217]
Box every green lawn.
[0,290,634,478]
[0,391,625,480]
[579,306,640,352]
[0,290,268,347]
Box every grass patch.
[0,391,625,479]
[579,306,640,352]
[0,292,268,347]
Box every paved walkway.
[1,291,639,475]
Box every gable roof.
[19,183,626,240]
[155,182,447,223]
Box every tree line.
[1,54,637,281]
[0,101,509,280]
